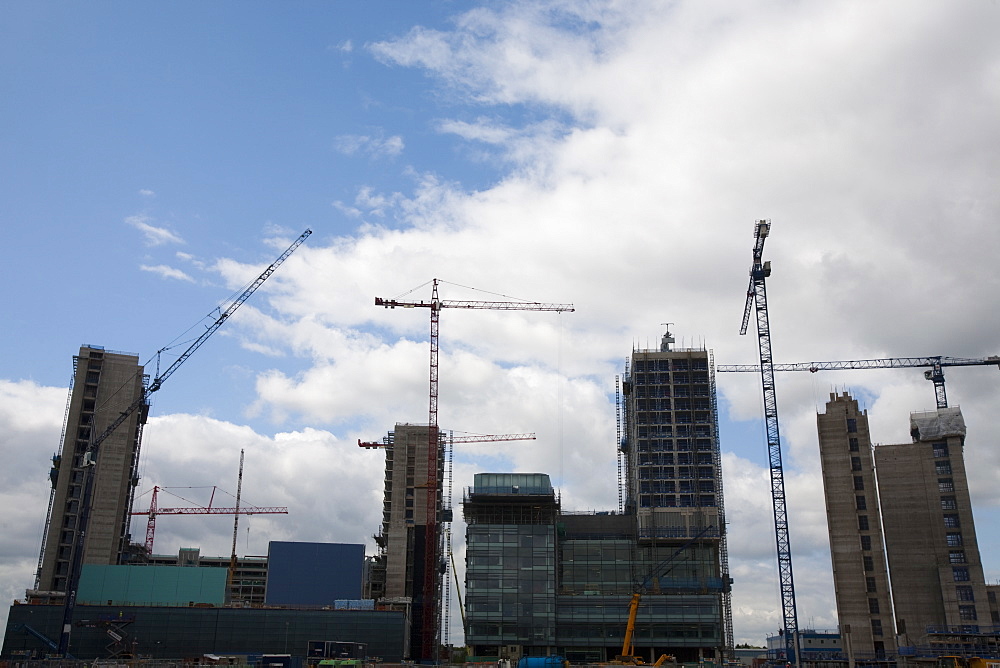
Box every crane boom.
[57,229,310,656]
[741,220,799,664]
[717,355,1000,409]
[132,483,287,554]
[87,229,312,452]
[358,433,536,448]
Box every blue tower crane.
[56,229,311,656]
[740,220,800,664]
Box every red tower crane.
[132,485,288,554]
[375,278,573,661]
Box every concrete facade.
[819,396,992,653]
[366,423,445,659]
[36,345,147,594]
[817,393,895,658]
[875,407,991,643]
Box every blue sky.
[3,0,1000,651]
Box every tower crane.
[57,228,310,656]
[131,484,288,554]
[358,432,536,448]
[740,220,800,664]
[717,356,1000,409]
[375,278,573,661]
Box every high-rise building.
[876,407,991,643]
[818,395,991,652]
[35,345,148,594]
[366,423,447,660]
[816,393,895,658]
[620,328,732,656]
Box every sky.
[2,0,1000,651]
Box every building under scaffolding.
[620,329,733,660]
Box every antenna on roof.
[660,323,675,352]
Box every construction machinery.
[718,355,1000,409]
[56,228,310,656]
[130,484,287,554]
[739,220,799,664]
[375,278,572,660]
[610,593,674,667]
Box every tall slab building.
[366,423,447,661]
[35,345,148,594]
[621,328,733,657]
[819,395,991,652]
[817,393,895,658]
[876,407,991,642]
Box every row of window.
[635,412,712,426]
[637,466,715,479]
[631,372,710,385]
[638,494,717,508]
[636,438,715,452]
[638,453,715,466]
[632,359,709,372]
[639,481,715,493]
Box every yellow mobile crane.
[611,527,714,666]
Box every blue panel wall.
[265,542,364,606]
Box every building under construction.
[457,329,733,662]
[34,345,148,598]
[364,423,450,661]
[620,330,733,658]
[3,343,408,661]
[818,393,994,660]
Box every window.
[869,598,880,614]
[939,478,955,493]
[959,605,978,621]
[944,514,961,528]
[949,551,967,564]
[860,535,872,551]
[933,442,949,458]
[851,457,862,471]
[856,495,867,510]
[849,437,860,452]
[941,496,957,510]
[863,556,874,571]
[871,619,883,636]
[854,476,865,490]
[847,418,858,432]
[947,533,964,547]
[858,515,870,531]
[957,586,975,602]
[866,577,877,593]
[936,461,952,475]
[953,567,970,582]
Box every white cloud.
[126,214,185,246]
[333,132,404,158]
[138,189,156,197]
[139,264,195,282]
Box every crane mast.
[740,220,799,663]
[375,278,573,661]
[57,229,310,656]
